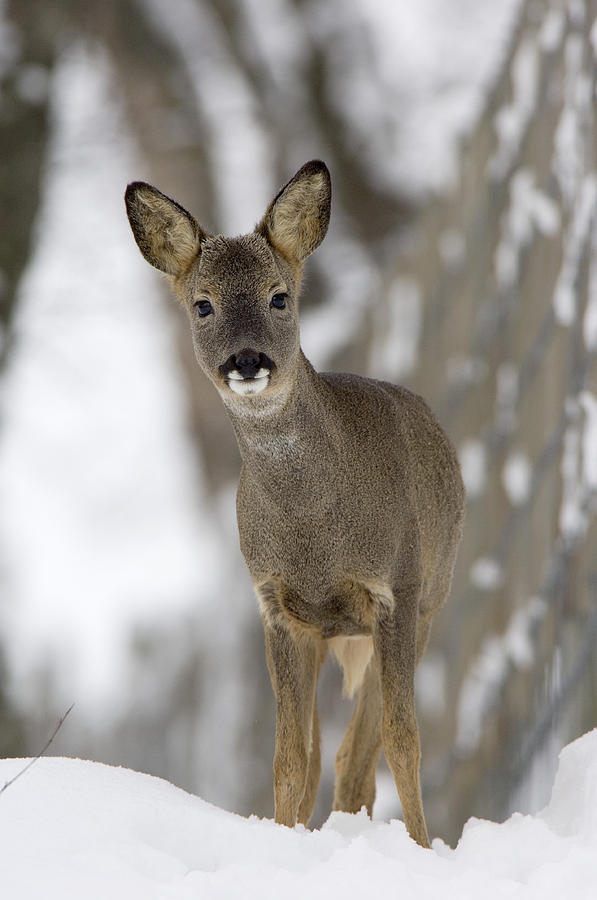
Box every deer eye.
[195,299,213,317]
[270,292,287,310]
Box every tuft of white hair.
[328,635,374,698]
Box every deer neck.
[224,351,337,475]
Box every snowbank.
[1,729,596,900]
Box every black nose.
[234,349,262,378]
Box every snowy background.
[0,0,596,851]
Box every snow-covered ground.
[1,728,596,899]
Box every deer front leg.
[373,583,430,848]
[263,616,322,827]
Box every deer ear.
[125,182,204,277]
[259,160,331,262]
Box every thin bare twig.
[0,703,75,796]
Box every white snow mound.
[1,729,596,899]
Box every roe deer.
[125,160,465,847]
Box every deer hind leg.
[416,574,454,666]
[333,661,382,815]
[373,582,430,848]
[264,618,322,827]
[297,701,321,825]
[416,611,434,666]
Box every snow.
[300,229,379,369]
[539,8,566,54]
[469,557,503,591]
[583,223,597,349]
[290,0,524,194]
[414,651,446,719]
[140,0,275,234]
[494,168,560,290]
[579,391,597,490]
[553,175,597,327]
[553,30,594,212]
[560,405,585,540]
[559,391,597,541]
[488,38,540,181]
[455,596,547,756]
[502,451,532,506]
[459,438,487,498]
[1,728,596,899]
[240,0,310,89]
[367,277,422,380]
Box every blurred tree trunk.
[0,0,60,758]
[0,0,56,365]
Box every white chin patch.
[228,370,270,396]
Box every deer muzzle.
[220,350,274,396]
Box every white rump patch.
[328,635,374,699]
